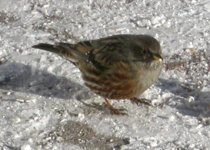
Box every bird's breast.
[81,63,139,99]
[135,59,163,96]
[81,59,163,99]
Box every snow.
[0,0,210,149]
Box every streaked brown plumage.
[32,34,163,115]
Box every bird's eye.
[140,49,149,56]
[142,50,147,54]
[143,49,154,59]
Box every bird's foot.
[130,97,152,106]
[104,99,128,115]
[105,105,127,115]
[88,101,127,115]
[89,102,104,110]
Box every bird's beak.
[153,54,163,61]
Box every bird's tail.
[32,43,87,64]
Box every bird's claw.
[89,102,127,115]
[130,98,152,106]
[104,100,128,115]
[109,107,128,115]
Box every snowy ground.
[0,0,210,149]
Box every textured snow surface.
[0,0,210,149]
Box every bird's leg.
[130,97,152,106]
[104,98,127,115]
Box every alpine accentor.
[32,34,163,115]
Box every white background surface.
[0,0,210,149]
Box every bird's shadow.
[1,62,209,118]
[158,78,210,118]
[0,62,93,101]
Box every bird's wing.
[76,35,131,72]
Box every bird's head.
[130,35,163,63]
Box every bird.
[32,34,163,115]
